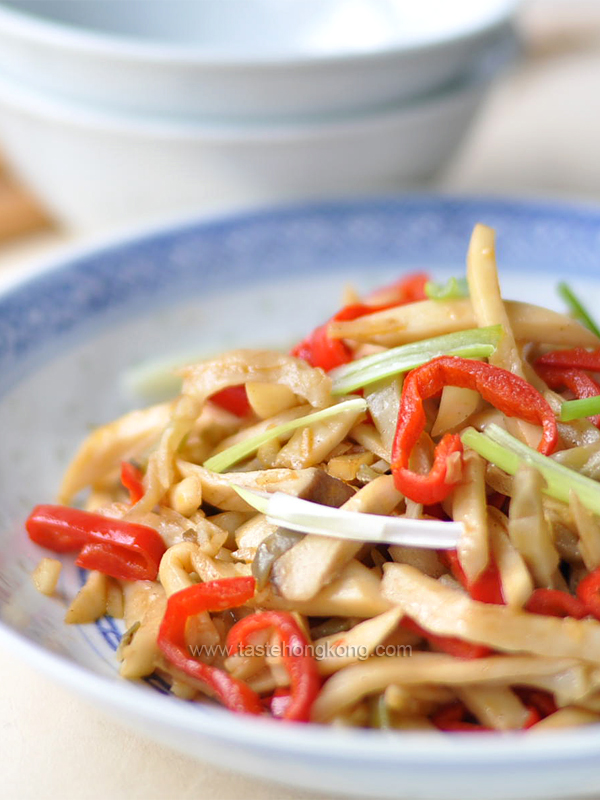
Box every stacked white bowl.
[0,0,519,231]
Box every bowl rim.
[0,0,518,68]
[3,194,600,771]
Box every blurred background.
[0,0,597,277]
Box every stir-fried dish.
[26,224,600,731]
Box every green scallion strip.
[123,354,191,402]
[330,325,502,395]
[372,694,392,730]
[461,423,600,515]
[204,397,367,473]
[560,395,600,422]
[232,486,270,514]
[425,277,469,301]
[558,282,600,339]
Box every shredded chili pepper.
[576,566,600,621]
[522,706,542,728]
[331,303,389,323]
[157,577,262,715]
[524,588,588,619]
[433,692,550,731]
[401,617,492,659]
[514,687,558,723]
[442,549,505,605]
[366,272,429,305]
[210,386,251,417]
[395,431,463,507]
[423,502,451,521]
[536,364,600,427]
[120,461,145,505]
[227,610,321,722]
[391,356,559,504]
[432,700,465,726]
[467,565,505,605]
[431,700,492,732]
[291,322,353,372]
[26,504,166,581]
[536,347,600,372]
[291,272,430,372]
[487,492,508,511]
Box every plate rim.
[4,193,600,768]
[3,191,600,300]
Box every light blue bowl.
[2,196,600,800]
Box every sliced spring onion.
[461,423,600,515]
[425,277,469,301]
[560,395,600,422]
[558,282,600,339]
[231,485,463,549]
[330,325,503,395]
[204,397,366,473]
[122,355,190,402]
[372,694,392,729]
[123,340,279,403]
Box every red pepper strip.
[210,386,251,417]
[291,322,353,372]
[433,694,550,731]
[366,271,429,305]
[330,296,430,324]
[331,303,388,323]
[289,303,394,372]
[536,347,600,371]
[157,577,262,715]
[487,492,507,511]
[391,356,559,504]
[227,610,321,722]
[331,272,430,327]
[514,687,558,720]
[394,431,463,507]
[291,272,430,372]
[442,549,505,605]
[536,364,600,427]
[432,700,464,725]
[576,566,600,621]
[522,706,542,728]
[433,697,542,731]
[401,617,492,659]
[524,588,589,619]
[289,302,378,372]
[309,299,417,369]
[423,502,451,521]
[26,504,166,581]
[120,461,145,505]
[431,701,492,732]
[466,563,504,605]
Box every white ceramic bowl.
[0,0,517,122]
[0,34,515,232]
[4,196,600,800]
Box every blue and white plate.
[2,196,600,800]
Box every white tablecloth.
[3,2,600,798]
